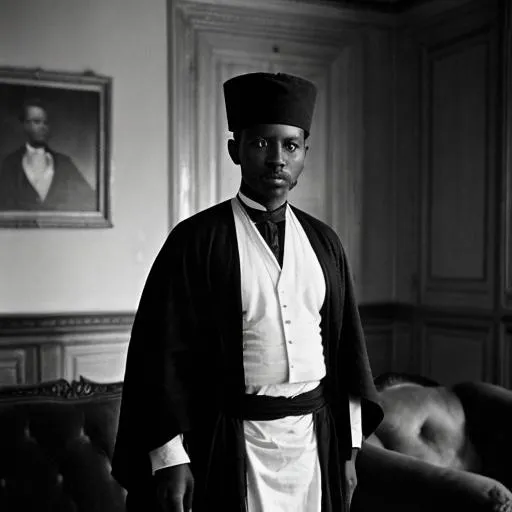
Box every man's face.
[231,123,307,205]
[23,105,49,146]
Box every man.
[112,72,383,512]
[0,98,96,211]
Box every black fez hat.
[223,72,317,136]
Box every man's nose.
[265,143,285,168]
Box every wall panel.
[502,0,512,311]
[0,313,132,387]
[63,340,128,383]
[364,326,395,378]
[421,319,492,385]
[420,26,498,309]
[0,348,28,385]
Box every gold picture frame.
[0,67,112,228]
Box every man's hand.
[154,463,194,512]
[343,448,359,510]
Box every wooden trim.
[359,302,416,323]
[0,312,134,336]
[176,0,396,27]
[0,305,407,336]
[0,305,405,337]
[1,303,509,332]
[342,0,430,14]
[0,376,123,400]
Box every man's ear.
[228,139,241,165]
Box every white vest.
[231,197,327,387]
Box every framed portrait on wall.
[0,67,112,228]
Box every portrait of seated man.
[0,98,96,212]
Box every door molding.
[169,0,372,279]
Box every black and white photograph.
[0,67,111,227]
[0,1,511,512]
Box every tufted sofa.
[0,377,126,512]
[353,373,512,512]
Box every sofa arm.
[453,382,512,488]
[354,442,512,512]
[454,382,512,432]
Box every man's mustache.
[263,171,291,182]
[261,171,299,190]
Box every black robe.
[112,199,383,510]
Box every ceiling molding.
[177,0,396,28]
[396,0,477,28]
[179,5,366,46]
[327,0,431,14]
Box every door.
[170,0,367,280]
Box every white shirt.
[236,193,326,387]
[149,193,362,472]
[22,143,54,201]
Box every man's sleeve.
[338,239,384,439]
[149,434,191,474]
[349,396,362,448]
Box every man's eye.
[286,142,298,152]
[254,139,267,149]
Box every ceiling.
[326,0,429,13]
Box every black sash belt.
[239,383,326,421]
[231,382,345,511]
[198,382,346,512]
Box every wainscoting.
[361,304,512,389]
[0,313,133,386]
[2,303,509,389]
[1,307,400,387]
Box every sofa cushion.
[0,377,126,512]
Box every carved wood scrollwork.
[0,376,123,400]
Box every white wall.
[0,0,169,313]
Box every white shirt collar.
[237,190,288,213]
[22,143,55,202]
[26,142,47,154]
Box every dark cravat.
[239,198,287,266]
